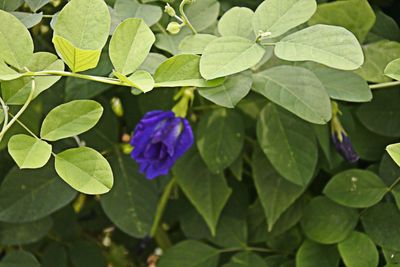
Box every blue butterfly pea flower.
[332,130,359,163]
[130,110,194,179]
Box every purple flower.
[332,131,359,163]
[130,110,194,179]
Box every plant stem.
[150,177,177,237]
[154,226,172,250]
[0,78,36,140]
[179,0,197,34]
[7,113,40,140]
[0,97,9,135]
[388,176,400,192]
[369,81,400,90]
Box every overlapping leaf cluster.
[1,0,400,266]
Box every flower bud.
[166,22,181,35]
[164,3,176,17]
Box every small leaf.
[8,134,52,169]
[338,232,379,267]
[323,169,387,208]
[179,34,218,55]
[185,0,220,32]
[275,25,364,70]
[114,70,154,93]
[155,54,224,88]
[200,36,265,80]
[218,7,255,40]
[198,71,252,108]
[257,103,318,186]
[296,240,340,267]
[109,18,155,75]
[114,0,162,27]
[385,58,400,81]
[25,0,50,12]
[40,100,103,141]
[301,196,359,244]
[0,0,24,11]
[253,0,317,38]
[0,251,40,267]
[55,147,114,195]
[253,65,331,124]
[387,143,400,167]
[223,252,268,267]
[12,12,43,28]
[158,240,219,267]
[0,59,22,81]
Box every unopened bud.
[167,22,182,35]
[164,3,176,17]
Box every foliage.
[0,0,400,266]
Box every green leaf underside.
[387,143,400,167]
[296,240,340,267]
[55,147,114,195]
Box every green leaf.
[12,12,43,28]
[197,109,244,173]
[0,59,22,81]
[53,0,110,72]
[385,58,400,81]
[253,0,317,38]
[114,70,154,93]
[252,148,304,231]
[179,34,218,55]
[309,65,372,103]
[25,0,50,12]
[0,217,52,246]
[338,231,379,267]
[139,52,167,75]
[296,240,340,267]
[223,252,268,267]
[387,143,400,167]
[200,36,265,80]
[69,241,107,267]
[185,0,220,32]
[0,0,23,11]
[173,149,232,236]
[356,89,400,137]
[323,169,387,208]
[40,100,103,141]
[301,196,359,244]
[308,0,375,43]
[253,65,331,124]
[55,147,114,195]
[355,40,400,83]
[0,109,4,125]
[42,244,68,267]
[158,240,219,267]
[275,25,364,70]
[155,29,190,56]
[100,155,158,238]
[257,103,318,186]
[0,9,34,69]
[155,54,224,88]
[114,0,162,27]
[218,7,255,40]
[0,165,77,222]
[109,18,155,75]
[8,134,52,169]
[2,52,64,105]
[0,251,40,267]
[198,71,252,108]
[367,10,400,43]
[361,203,400,251]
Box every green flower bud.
[167,22,182,35]
[164,3,176,17]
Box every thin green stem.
[7,113,40,140]
[179,0,197,34]
[150,177,177,237]
[0,96,9,134]
[388,176,400,192]
[154,226,172,250]
[369,81,400,90]
[0,78,36,140]
[220,246,274,254]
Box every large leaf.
[253,65,331,124]
[275,25,364,70]
[100,154,158,238]
[296,240,340,267]
[0,165,76,222]
[109,18,155,75]
[25,0,50,12]
[185,0,220,32]
[179,34,218,55]
[223,252,268,267]
[0,251,40,267]
[197,109,244,173]
[0,59,22,81]
[114,0,162,27]
[2,52,64,105]
[0,217,52,245]
[301,196,359,244]
[338,232,379,267]
[308,0,375,43]
[173,149,232,236]
[154,54,224,88]
[53,0,110,72]
[55,147,114,195]
[200,36,265,80]
[12,12,43,29]
[218,7,255,40]
[198,71,252,108]
[8,134,52,169]
[257,103,318,186]
[323,169,387,208]
[253,0,317,38]
[40,100,103,141]
[0,0,23,11]
[361,203,400,251]
[0,9,33,69]
[252,148,304,231]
